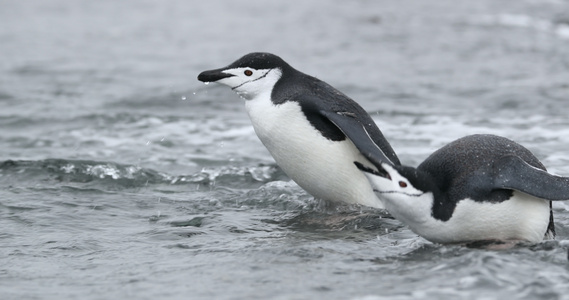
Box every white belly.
[244,96,384,209]
[418,191,551,244]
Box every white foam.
[470,14,569,40]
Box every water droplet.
[181,96,187,100]
[204,82,210,85]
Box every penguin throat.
[233,68,282,101]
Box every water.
[2,0,569,299]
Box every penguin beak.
[354,161,391,180]
[197,68,235,83]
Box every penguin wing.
[492,155,569,200]
[296,94,399,165]
[318,109,399,166]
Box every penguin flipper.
[493,155,569,201]
[319,110,398,166]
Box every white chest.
[243,94,383,208]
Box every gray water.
[2,0,569,299]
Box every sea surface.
[2,0,569,299]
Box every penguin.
[197,52,400,209]
[349,133,569,244]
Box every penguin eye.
[244,70,253,76]
[399,181,407,188]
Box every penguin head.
[198,52,290,100]
[355,161,437,226]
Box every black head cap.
[198,52,293,82]
[227,52,292,70]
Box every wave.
[0,158,287,190]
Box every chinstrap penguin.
[198,52,399,209]
[353,133,569,244]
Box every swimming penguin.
[352,133,569,244]
[197,52,399,208]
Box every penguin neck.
[269,67,312,106]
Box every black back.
[419,134,545,203]
[418,134,555,236]
[266,54,400,165]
